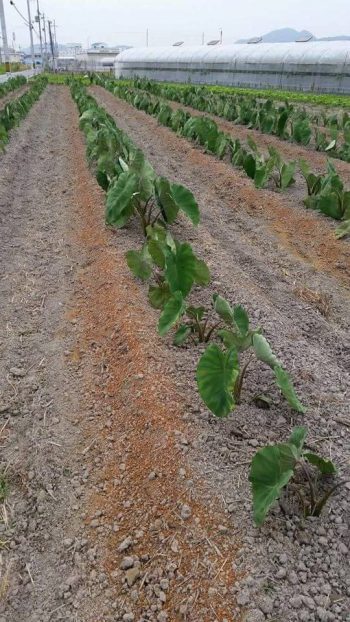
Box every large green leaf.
[193,258,210,286]
[165,242,197,297]
[173,324,192,346]
[304,452,337,475]
[335,219,350,239]
[274,365,306,413]
[317,193,343,220]
[129,149,155,200]
[249,443,297,525]
[243,153,256,180]
[171,183,200,225]
[158,291,186,336]
[125,249,152,281]
[148,283,171,309]
[280,161,296,190]
[155,177,180,224]
[105,172,138,228]
[253,334,280,369]
[147,239,166,268]
[233,305,249,335]
[196,344,239,417]
[214,295,234,325]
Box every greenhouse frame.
[115,41,350,94]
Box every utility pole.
[35,0,43,68]
[53,19,58,56]
[48,19,55,70]
[0,0,10,72]
[219,28,223,44]
[26,0,35,69]
[42,14,47,67]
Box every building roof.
[115,41,350,67]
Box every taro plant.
[268,147,296,190]
[196,296,306,418]
[303,160,350,222]
[299,159,323,196]
[73,83,200,236]
[125,225,210,330]
[242,138,275,189]
[249,427,344,525]
[291,114,312,145]
[172,304,222,346]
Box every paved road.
[0,68,41,84]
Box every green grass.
[43,72,90,85]
[0,63,27,75]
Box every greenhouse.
[115,41,350,93]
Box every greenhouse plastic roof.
[115,41,350,66]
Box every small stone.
[276,567,287,579]
[148,471,157,480]
[180,504,191,520]
[288,570,298,585]
[120,557,134,570]
[160,579,169,590]
[243,609,265,622]
[237,590,250,606]
[123,614,135,622]
[316,607,328,621]
[126,567,140,587]
[118,536,133,552]
[171,539,179,553]
[290,596,303,609]
[9,367,26,377]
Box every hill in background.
[236,27,350,43]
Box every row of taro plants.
[71,80,342,526]
[93,76,350,239]
[0,74,27,99]
[131,78,350,163]
[0,76,48,151]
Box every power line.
[9,0,40,38]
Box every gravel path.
[90,86,350,622]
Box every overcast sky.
[3,0,350,49]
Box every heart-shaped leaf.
[196,344,239,418]
[158,291,186,336]
[249,443,297,526]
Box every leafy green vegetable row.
[0,75,27,99]
[126,79,350,111]
[71,80,342,526]
[127,78,350,162]
[93,77,350,239]
[0,76,48,151]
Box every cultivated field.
[0,77,349,622]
